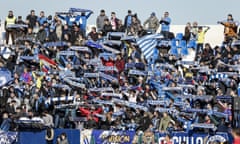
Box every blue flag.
[0,68,12,87]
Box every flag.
[83,136,89,144]
[38,54,57,73]
[0,131,18,144]
[136,34,162,60]
[81,130,93,144]
[0,68,12,87]
[90,134,95,144]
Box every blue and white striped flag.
[136,34,162,60]
[83,136,89,144]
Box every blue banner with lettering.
[156,132,232,144]
[0,131,17,144]
[14,129,233,144]
[91,130,135,144]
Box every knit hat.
[151,12,155,16]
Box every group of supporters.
[1,8,240,144]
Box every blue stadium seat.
[187,40,197,49]
[178,40,187,48]
[180,40,188,55]
[171,39,177,47]
[175,33,183,41]
[169,46,178,56]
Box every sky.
[0,0,239,25]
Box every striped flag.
[83,136,89,144]
[136,34,162,60]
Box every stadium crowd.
[0,8,240,144]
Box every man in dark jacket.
[47,27,58,42]
[102,18,112,36]
[36,25,47,44]
[26,10,38,29]
[124,10,132,31]
[85,114,98,129]
[138,112,152,131]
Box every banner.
[14,129,233,144]
[91,130,135,144]
[156,132,230,144]
[0,131,17,144]
[0,68,12,87]
[80,129,94,144]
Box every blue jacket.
[78,12,92,31]
[160,17,171,32]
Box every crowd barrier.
[14,129,233,144]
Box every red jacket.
[115,59,125,73]
[101,57,115,67]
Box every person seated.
[87,27,98,41]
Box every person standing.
[191,21,198,40]
[4,10,16,45]
[183,22,191,42]
[26,10,38,29]
[159,11,171,38]
[158,112,175,132]
[78,11,93,36]
[124,10,132,32]
[96,9,108,32]
[16,16,27,38]
[218,14,238,44]
[110,12,119,31]
[195,26,210,60]
[143,12,159,33]
[37,11,47,26]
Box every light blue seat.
[179,40,188,55]
[175,33,183,41]
[187,40,197,49]
[170,46,178,56]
